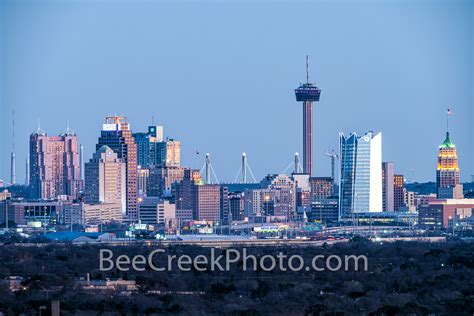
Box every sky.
[0,0,473,184]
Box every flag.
[447,108,453,115]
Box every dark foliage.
[0,241,473,314]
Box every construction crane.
[324,150,339,180]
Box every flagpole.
[447,110,448,132]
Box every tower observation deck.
[294,56,321,175]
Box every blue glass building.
[339,132,382,219]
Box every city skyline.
[1,0,473,183]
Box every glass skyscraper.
[339,131,382,219]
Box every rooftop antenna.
[64,119,75,135]
[306,54,309,84]
[152,114,155,125]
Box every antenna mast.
[306,55,309,84]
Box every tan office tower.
[96,116,138,219]
[29,126,83,199]
[85,146,127,214]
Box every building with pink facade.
[29,127,83,200]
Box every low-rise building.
[418,199,474,229]
[138,197,176,225]
[62,202,123,226]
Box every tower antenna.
[306,55,309,84]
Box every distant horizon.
[1,0,473,183]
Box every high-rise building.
[155,139,181,167]
[220,186,229,224]
[294,56,321,175]
[148,125,164,142]
[84,146,126,214]
[29,127,83,200]
[137,166,149,197]
[394,174,405,211]
[148,166,190,197]
[404,190,416,212]
[309,197,339,224]
[382,162,395,212]
[309,177,334,200]
[228,191,244,221]
[175,169,202,209]
[339,131,382,218]
[436,132,463,199]
[96,116,138,219]
[133,132,151,167]
[193,184,221,221]
[133,125,164,168]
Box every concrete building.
[137,166,149,197]
[147,166,188,197]
[244,174,297,220]
[0,190,12,201]
[62,202,122,226]
[309,177,334,200]
[308,197,339,224]
[244,189,262,216]
[382,162,395,212]
[1,200,63,226]
[193,184,221,221]
[404,190,416,212]
[394,174,405,211]
[138,198,176,225]
[436,132,463,199]
[96,116,138,218]
[85,146,126,214]
[339,131,382,218]
[228,191,244,221]
[157,139,181,167]
[175,169,202,208]
[29,127,83,200]
[220,186,229,224]
[84,203,122,225]
[418,199,474,229]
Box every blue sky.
[1,0,473,183]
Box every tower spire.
[36,118,46,135]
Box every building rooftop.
[439,132,455,149]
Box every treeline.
[0,240,473,314]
